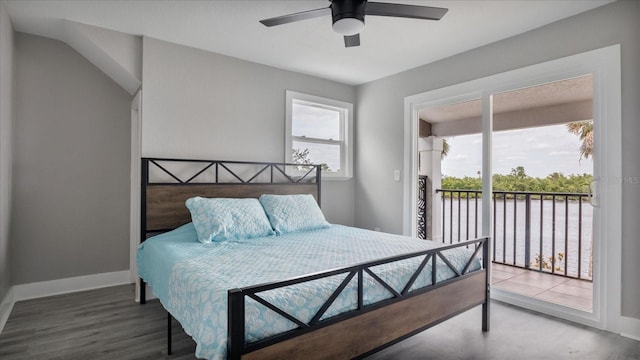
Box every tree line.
[440,120,594,197]
[441,166,592,198]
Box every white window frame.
[285,90,353,179]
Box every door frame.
[129,90,141,288]
[403,45,621,332]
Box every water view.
[440,197,593,280]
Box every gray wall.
[141,37,356,225]
[355,0,640,319]
[11,33,131,284]
[0,2,14,301]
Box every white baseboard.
[12,270,130,301]
[0,270,131,334]
[0,287,15,335]
[621,316,640,341]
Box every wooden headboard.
[141,158,321,241]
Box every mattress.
[137,223,481,360]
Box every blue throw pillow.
[259,194,330,235]
[185,197,275,243]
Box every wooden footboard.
[228,237,489,360]
[244,271,485,360]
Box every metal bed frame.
[138,158,490,359]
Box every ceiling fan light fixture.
[332,17,365,36]
[259,0,448,48]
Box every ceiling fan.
[259,0,448,48]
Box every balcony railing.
[435,189,592,281]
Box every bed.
[137,158,490,360]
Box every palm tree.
[566,120,593,160]
[441,138,450,159]
[565,120,594,279]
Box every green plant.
[292,148,331,171]
[531,252,564,272]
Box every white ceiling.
[4,0,613,85]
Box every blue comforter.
[137,223,480,359]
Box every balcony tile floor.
[491,263,593,312]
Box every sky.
[291,102,342,171]
[441,124,593,178]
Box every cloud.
[442,123,592,178]
[548,150,574,156]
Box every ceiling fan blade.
[260,7,331,27]
[344,34,360,47]
[365,2,448,20]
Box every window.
[286,91,353,179]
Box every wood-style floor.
[0,285,195,360]
[1,284,638,360]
